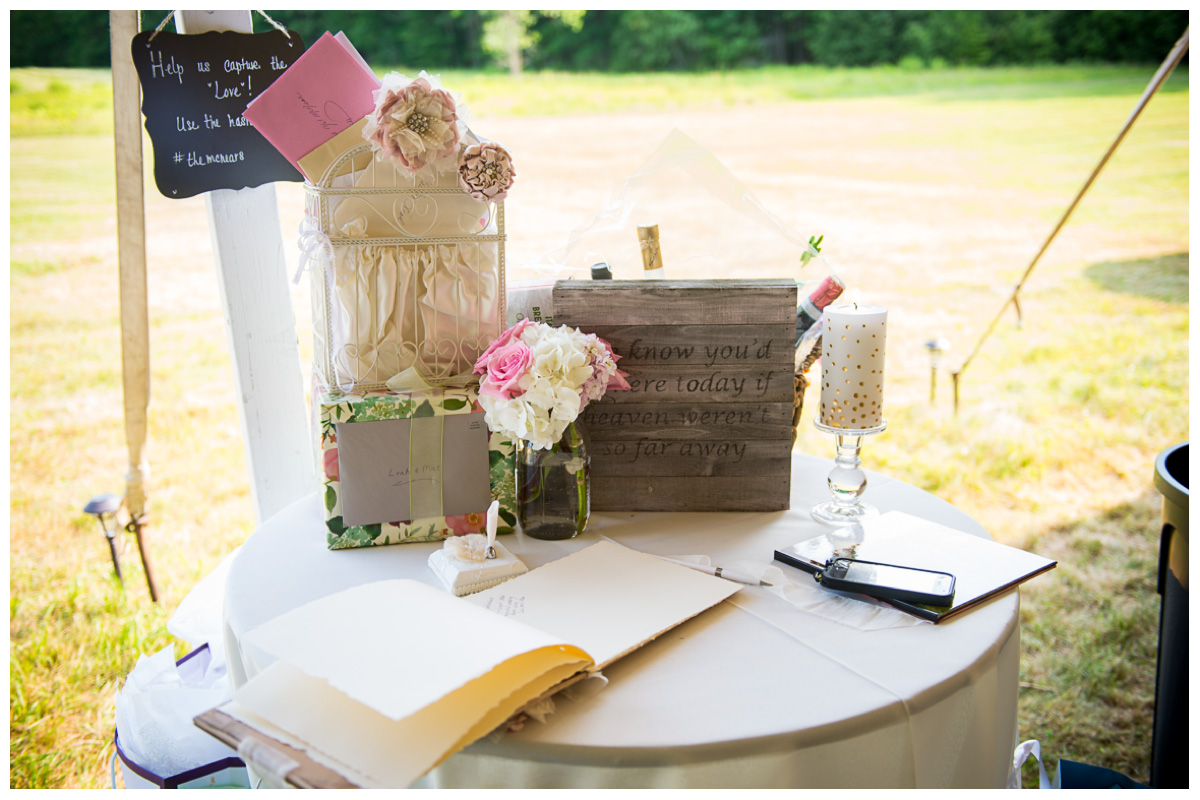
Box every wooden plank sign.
[554,279,797,512]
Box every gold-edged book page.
[225,646,589,788]
[467,540,742,670]
[240,580,581,722]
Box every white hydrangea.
[477,323,628,450]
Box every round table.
[222,453,1019,789]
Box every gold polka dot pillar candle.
[819,303,887,431]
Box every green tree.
[988,11,1057,65]
[610,10,704,71]
[10,10,111,67]
[482,10,585,74]
[806,11,906,66]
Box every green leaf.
[343,527,374,546]
[364,523,383,540]
[442,397,468,410]
[327,516,345,535]
[324,485,337,512]
[498,507,516,527]
[412,400,436,418]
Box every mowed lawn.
[9,65,1188,788]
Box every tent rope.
[950,28,1189,413]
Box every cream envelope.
[297,119,370,184]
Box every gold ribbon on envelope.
[407,415,445,521]
[385,367,477,393]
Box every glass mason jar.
[515,420,591,540]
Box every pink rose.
[323,447,339,481]
[479,340,531,399]
[595,336,632,391]
[608,368,632,392]
[474,319,533,374]
[445,510,487,536]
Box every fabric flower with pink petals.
[458,142,516,202]
[363,72,460,173]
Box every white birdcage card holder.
[303,142,506,393]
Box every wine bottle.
[637,224,665,279]
[795,274,845,349]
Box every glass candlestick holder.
[811,419,887,526]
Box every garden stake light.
[81,493,159,601]
[83,493,124,583]
[925,337,951,404]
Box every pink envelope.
[243,31,380,175]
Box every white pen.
[655,555,773,586]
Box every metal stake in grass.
[924,337,951,405]
[83,493,124,583]
[81,493,159,601]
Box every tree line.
[11,10,1188,71]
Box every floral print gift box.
[318,386,516,549]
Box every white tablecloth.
[222,454,1019,788]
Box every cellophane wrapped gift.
[318,385,517,549]
[302,122,507,394]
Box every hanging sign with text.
[131,29,305,198]
[554,279,797,512]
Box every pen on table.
[655,555,773,586]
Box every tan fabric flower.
[458,142,516,203]
[364,74,459,173]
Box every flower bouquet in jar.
[473,320,630,539]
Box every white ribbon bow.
[295,215,334,284]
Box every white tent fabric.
[111,11,150,522]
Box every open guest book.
[774,511,1056,623]
[195,542,740,788]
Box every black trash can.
[1151,442,1187,789]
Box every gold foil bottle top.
[637,224,663,274]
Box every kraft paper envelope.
[297,119,369,184]
[334,414,491,527]
[243,31,379,174]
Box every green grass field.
[9,63,1188,788]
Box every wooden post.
[175,10,315,525]
[111,10,159,601]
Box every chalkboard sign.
[131,29,305,198]
[554,279,797,512]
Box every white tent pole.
[174,10,316,525]
[110,10,158,601]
